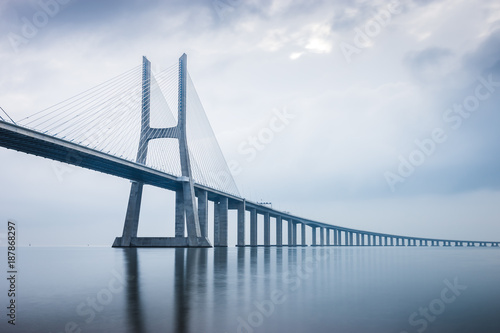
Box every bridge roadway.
[1,121,499,248]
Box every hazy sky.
[1,0,499,246]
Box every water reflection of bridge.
[121,247,416,332]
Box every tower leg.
[119,181,144,246]
[182,180,207,246]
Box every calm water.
[2,246,500,333]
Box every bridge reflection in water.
[120,247,500,333]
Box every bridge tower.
[113,54,211,247]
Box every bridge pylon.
[113,54,212,247]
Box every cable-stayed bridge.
[1,54,498,248]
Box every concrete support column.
[175,189,185,238]
[301,223,306,246]
[288,220,293,245]
[349,232,354,246]
[220,197,228,247]
[264,212,271,246]
[320,228,325,246]
[333,229,338,246]
[326,229,330,246]
[214,197,228,247]
[292,221,298,246]
[276,216,283,246]
[312,227,317,246]
[250,209,257,246]
[197,190,208,238]
[237,200,245,247]
[214,200,219,245]
[356,233,360,246]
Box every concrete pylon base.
[112,236,212,248]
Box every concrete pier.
[198,190,208,237]
[264,212,271,246]
[250,209,257,246]
[292,221,298,246]
[301,224,306,246]
[237,201,245,246]
[276,216,282,246]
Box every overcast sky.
[0,0,499,246]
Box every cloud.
[404,47,454,82]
